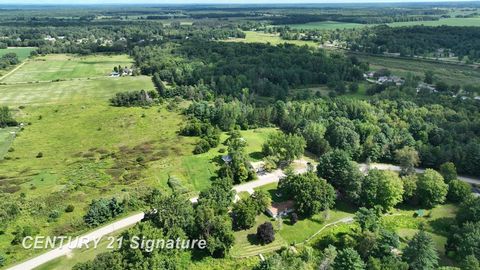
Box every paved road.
[9,160,479,269]
[361,163,480,186]
[8,213,145,270]
[9,160,309,270]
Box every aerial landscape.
[0,0,479,269]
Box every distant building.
[266,200,295,219]
[416,82,437,93]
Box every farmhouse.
[266,200,295,219]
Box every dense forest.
[134,41,365,99]
[349,25,480,61]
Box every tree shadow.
[428,217,455,236]
[247,233,260,245]
[249,151,264,160]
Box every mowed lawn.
[0,47,36,61]
[1,54,132,83]
[0,76,153,106]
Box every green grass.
[33,228,131,270]
[0,47,36,61]
[282,17,480,30]
[0,51,276,265]
[0,126,18,159]
[0,76,154,106]
[225,31,318,48]
[355,54,480,86]
[231,214,288,258]
[2,54,132,83]
[387,17,480,27]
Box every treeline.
[184,93,480,177]
[349,25,480,61]
[270,13,442,25]
[0,106,17,128]
[109,90,158,107]
[0,53,18,70]
[135,41,365,100]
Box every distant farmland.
[0,47,36,61]
[283,17,480,30]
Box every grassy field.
[229,183,355,258]
[1,54,131,83]
[283,17,480,30]
[0,126,18,159]
[387,17,480,27]
[225,31,318,47]
[0,76,154,106]
[355,54,480,86]
[0,52,275,265]
[0,47,36,61]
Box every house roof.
[267,200,295,216]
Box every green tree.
[417,169,448,208]
[145,194,195,235]
[333,248,365,270]
[195,204,235,257]
[361,169,404,210]
[439,162,457,183]
[355,207,381,233]
[278,172,335,217]
[72,252,124,270]
[461,255,480,270]
[424,70,434,84]
[446,221,480,262]
[394,146,419,176]
[447,180,472,203]
[456,196,480,225]
[231,198,257,230]
[403,229,439,270]
[257,222,275,244]
[262,132,306,165]
[317,149,363,203]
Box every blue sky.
[0,0,476,4]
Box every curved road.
[8,160,479,270]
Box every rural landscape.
[0,1,480,270]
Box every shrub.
[257,222,275,244]
[36,152,43,158]
[65,205,75,213]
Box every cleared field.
[355,54,480,86]
[1,54,132,83]
[387,17,480,27]
[286,20,366,30]
[0,47,36,61]
[0,76,154,106]
[283,17,480,30]
[225,31,318,47]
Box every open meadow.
[1,54,132,83]
[282,17,480,30]
[0,47,36,61]
[355,54,480,86]
[225,31,318,47]
[0,53,276,264]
